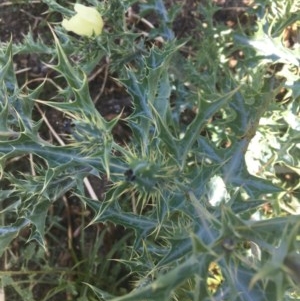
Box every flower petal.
[62,4,104,37]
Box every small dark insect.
[63,119,75,134]
[124,168,136,181]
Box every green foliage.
[0,0,299,300]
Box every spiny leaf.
[0,40,17,90]
[0,219,30,256]
[0,133,104,169]
[110,255,202,301]
[179,86,241,168]
[86,197,164,246]
[27,200,51,248]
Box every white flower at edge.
[62,4,104,37]
[207,175,230,207]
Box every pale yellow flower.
[62,3,104,37]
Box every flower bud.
[62,4,103,37]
